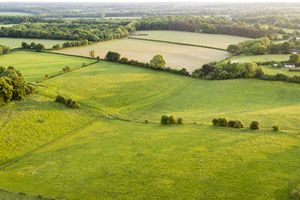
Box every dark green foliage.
[55,95,79,109]
[0,45,10,55]
[177,118,183,124]
[193,62,263,80]
[150,55,166,69]
[21,42,45,51]
[0,66,35,105]
[144,120,149,124]
[61,39,90,49]
[160,115,181,125]
[63,66,71,72]
[250,121,260,130]
[272,126,279,132]
[212,118,228,127]
[55,95,67,104]
[105,51,121,62]
[228,120,244,129]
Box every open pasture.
[0,119,300,200]
[39,60,300,132]
[0,37,68,49]
[228,54,291,63]
[0,51,94,82]
[0,52,300,199]
[130,30,250,49]
[57,39,229,72]
[262,66,300,77]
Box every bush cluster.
[0,66,35,105]
[105,51,190,77]
[212,118,244,129]
[53,39,90,50]
[161,115,183,125]
[261,73,300,84]
[55,95,79,109]
[272,125,279,132]
[21,42,45,52]
[63,66,71,72]
[0,45,10,55]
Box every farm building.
[290,49,300,54]
[284,63,296,68]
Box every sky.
[0,0,299,2]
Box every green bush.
[55,95,67,104]
[161,115,169,125]
[105,51,121,62]
[169,116,177,124]
[250,121,260,130]
[161,115,181,125]
[55,95,79,109]
[228,120,244,129]
[177,118,183,124]
[272,125,279,132]
[212,118,228,127]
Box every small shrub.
[212,118,228,127]
[66,98,79,109]
[177,118,183,124]
[55,95,67,104]
[272,125,279,132]
[144,120,149,124]
[169,116,177,124]
[250,121,260,130]
[63,66,71,72]
[228,120,244,129]
[44,74,49,79]
[161,115,179,125]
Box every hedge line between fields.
[128,37,227,51]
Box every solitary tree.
[150,55,166,69]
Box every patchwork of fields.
[0,50,300,199]
[0,37,68,49]
[57,38,229,72]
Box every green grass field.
[131,30,250,49]
[229,54,291,63]
[0,51,300,199]
[57,38,229,72]
[262,66,300,77]
[0,51,94,82]
[0,37,68,49]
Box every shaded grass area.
[262,66,300,77]
[0,51,94,82]
[0,120,299,200]
[228,54,291,63]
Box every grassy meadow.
[0,37,68,49]
[0,51,300,199]
[0,12,33,16]
[131,30,250,49]
[0,51,94,82]
[262,66,300,77]
[229,54,291,63]
[57,38,229,72]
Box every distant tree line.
[0,45,10,55]
[0,66,35,105]
[0,19,133,42]
[135,16,277,39]
[53,39,91,50]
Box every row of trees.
[161,115,183,125]
[0,66,35,105]
[0,45,10,55]
[135,16,277,39]
[53,39,91,50]
[21,42,45,51]
[192,62,264,80]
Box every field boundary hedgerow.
[128,36,227,51]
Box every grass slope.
[39,61,300,132]
[0,94,95,165]
[57,38,229,72]
[262,66,300,77]
[0,38,68,49]
[0,51,94,82]
[0,120,299,200]
[131,31,250,49]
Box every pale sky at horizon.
[0,0,299,2]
